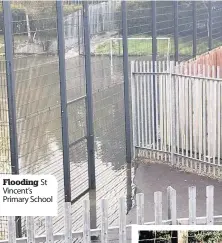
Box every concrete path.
[127,163,222,224]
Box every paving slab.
[127,163,222,224]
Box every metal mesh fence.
[1,0,222,239]
[89,0,129,228]
[0,59,10,240]
[212,2,222,49]
[11,1,63,236]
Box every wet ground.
[127,162,222,224]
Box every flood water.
[0,54,148,236]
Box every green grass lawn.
[95,35,222,57]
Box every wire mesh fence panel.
[0,58,10,240]
[156,1,174,61]
[89,0,130,229]
[212,2,222,49]
[9,1,65,236]
[178,1,193,61]
[196,2,208,55]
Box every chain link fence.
[0,0,222,240]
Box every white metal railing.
[131,61,222,178]
[0,185,221,243]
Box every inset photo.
[138,230,222,243]
[132,226,222,243]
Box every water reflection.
[0,54,135,234]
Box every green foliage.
[95,37,171,56]
[189,231,222,243]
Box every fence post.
[83,1,96,189]
[56,1,71,203]
[167,186,177,225]
[64,203,72,243]
[188,186,196,225]
[121,0,132,164]
[119,197,126,243]
[27,217,35,243]
[151,0,157,144]
[154,191,162,225]
[208,1,212,51]
[101,199,108,243]
[136,193,144,225]
[2,1,22,238]
[206,185,214,225]
[192,1,197,58]
[173,1,179,62]
[8,217,16,243]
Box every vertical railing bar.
[147,61,152,148]
[131,61,137,157]
[155,61,159,156]
[193,64,197,161]
[181,64,185,166]
[83,1,96,189]
[199,66,203,165]
[121,0,132,164]
[136,61,141,147]
[151,61,155,153]
[203,65,207,168]
[208,1,212,51]
[175,65,180,165]
[192,1,197,58]
[188,63,193,166]
[207,65,210,173]
[2,1,21,237]
[143,61,148,148]
[185,65,189,165]
[152,0,157,146]
[174,1,179,62]
[56,0,71,203]
[140,61,144,148]
[196,65,201,169]
[212,66,216,175]
[170,62,176,165]
[163,61,167,160]
[159,61,163,159]
[166,62,170,158]
[217,67,221,168]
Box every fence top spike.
[167,186,175,191]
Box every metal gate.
[131,61,222,179]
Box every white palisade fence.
[0,185,222,243]
[131,61,222,179]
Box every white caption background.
[0,175,58,216]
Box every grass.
[95,35,222,57]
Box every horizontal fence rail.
[131,61,222,179]
[0,185,221,243]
